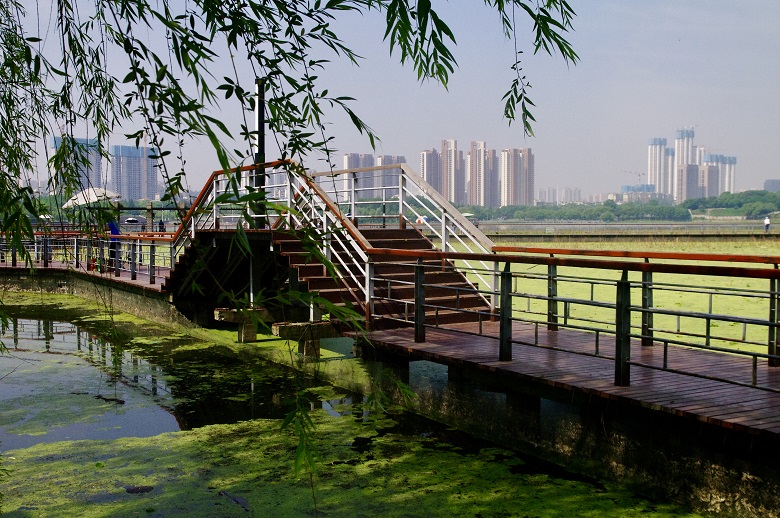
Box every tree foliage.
[2,0,578,239]
[681,191,780,219]
[458,201,692,222]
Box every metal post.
[770,270,779,367]
[11,246,16,267]
[74,237,80,268]
[365,262,375,330]
[490,261,500,315]
[350,172,357,224]
[398,172,406,228]
[414,258,425,343]
[149,242,156,284]
[547,262,559,331]
[130,242,137,281]
[499,263,512,361]
[641,266,653,347]
[441,213,449,251]
[615,270,631,386]
[42,237,49,268]
[254,77,267,228]
[114,241,121,277]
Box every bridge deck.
[363,321,780,438]
[7,258,780,439]
[0,260,167,293]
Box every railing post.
[490,261,499,314]
[11,245,16,267]
[547,261,558,331]
[414,258,425,343]
[770,269,779,367]
[441,213,449,251]
[149,242,156,285]
[74,237,79,268]
[131,241,137,281]
[398,171,406,228]
[85,240,91,270]
[42,237,49,268]
[615,270,631,386]
[365,262,375,329]
[499,262,512,361]
[114,241,122,277]
[350,172,357,223]
[641,264,653,347]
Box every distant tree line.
[680,191,780,219]
[458,200,691,222]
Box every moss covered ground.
[0,292,698,517]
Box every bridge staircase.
[163,162,498,330]
[273,224,491,329]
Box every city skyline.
[300,1,778,197]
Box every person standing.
[765,216,771,233]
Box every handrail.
[365,247,780,279]
[493,245,780,266]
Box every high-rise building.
[111,145,159,200]
[374,155,406,199]
[419,149,442,194]
[647,138,667,195]
[500,148,534,207]
[664,148,676,196]
[485,149,499,208]
[441,139,465,205]
[674,128,695,167]
[722,156,737,194]
[466,141,487,206]
[699,164,719,198]
[50,136,103,192]
[464,143,499,207]
[341,153,375,198]
[675,164,700,203]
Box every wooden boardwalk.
[364,320,780,439]
[7,257,780,440]
[0,260,167,294]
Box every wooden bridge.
[4,162,780,444]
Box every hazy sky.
[27,1,780,197]
[286,0,780,196]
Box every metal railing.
[364,246,780,392]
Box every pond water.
[0,318,344,450]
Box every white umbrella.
[62,188,121,209]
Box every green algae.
[2,410,697,517]
[0,292,699,516]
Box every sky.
[278,0,780,196]
[26,1,780,197]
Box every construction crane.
[623,171,645,183]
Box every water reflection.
[0,318,348,450]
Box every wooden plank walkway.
[7,257,780,439]
[363,320,780,439]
